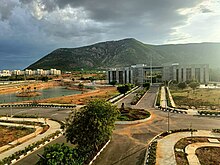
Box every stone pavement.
[0,117,61,160]
[156,130,220,165]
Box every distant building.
[0,70,11,77]
[107,63,209,85]
[0,69,62,77]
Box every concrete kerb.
[0,103,76,109]
[0,124,43,153]
[156,86,188,114]
[185,142,220,165]
[135,88,149,105]
[0,117,61,163]
[113,86,140,105]
[88,140,110,165]
[115,115,152,125]
[154,87,159,109]
[143,131,164,165]
[166,87,176,108]
[10,131,63,165]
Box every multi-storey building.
[107,63,209,85]
[0,69,62,77]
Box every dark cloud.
[200,8,213,13]
[0,0,17,21]
[0,0,216,69]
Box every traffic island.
[116,108,151,124]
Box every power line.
[110,147,147,165]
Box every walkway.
[186,142,220,165]
[160,86,167,108]
[0,117,61,160]
[156,130,220,165]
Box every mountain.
[27,38,220,71]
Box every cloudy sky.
[0,0,220,70]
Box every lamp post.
[166,97,170,133]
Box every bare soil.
[0,81,59,95]
[174,137,219,165]
[196,147,220,165]
[0,125,35,147]
[171,88,220,109]
[39,86,118,104]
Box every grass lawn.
[117,108,150,121]
[0,125,35,147]
[171,88,220,109]
[196,147,220,165]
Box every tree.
[143,82,150,89]
[189,81,200,90]
[117,84,130,95]
[36,143,83,165]
[65,100,119,158]
[177,82,187,90]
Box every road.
[1,85,220,165]
[0,107,72,122]
[15,136,73,165]
[93,85,220,165]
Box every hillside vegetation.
[27,38,220,71]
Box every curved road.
[93,85,220,165]
[1,85,220,165]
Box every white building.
[0,69,62,77]
[107,63,209,85]
[0,70,11,77]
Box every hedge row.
[0,130,61,165]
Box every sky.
[0,0,220,70]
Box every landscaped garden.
[117,107,150,121]
[0,125,35,147]
[131,83,150,105]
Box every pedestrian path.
[185,142,220,165]
[160,86,167,108]
[156,130,220,165]
[0,117,61,160]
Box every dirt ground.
[0,81,59,95]
[0,125,35,147]
[171,88,220,109]
[196,147,220,165]
[39,86,118,104]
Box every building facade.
[0,69,62,77]
[107,63,209,85]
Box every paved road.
[116,87,141,109]
[1,85,220,165]
[15,136,72,165]
[0,107,72,122]
[93,85,220,165]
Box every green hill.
[27,38,220,71]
